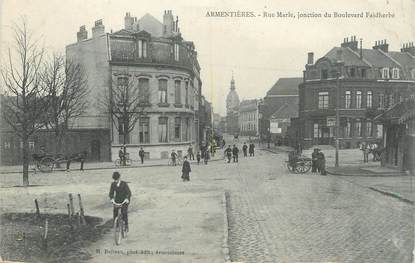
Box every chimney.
[359,38,363,59]
[401,42,415,56]
[92,19,105,38]
[373,39,389,52]
[340,35,358,51]
[124,12,134,30]
[175,16,179,32]
[77,25,88,42]
[307,52,314,65]
[163,10,174,37]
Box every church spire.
[230,71,235,90]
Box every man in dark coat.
[204,149,210,165]
[181,156,191,181]
[249,143,255,156]
[311,148,319,173]
[138,147,145,164]
[109,171,131,231]
[171,150,178,166]
[225,145,232,163]
[232,145,239,162]
[187,145,194,160]
[196,151,201,165]
[242,142,248,157]
[317,150,327,175]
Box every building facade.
[238,99,258,136]
[299,37,415,148]
[226,76,240,135]
[66,11,205,160]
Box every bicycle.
[113,200,128,245]
[114,153,132,167]
[168,157,183,166]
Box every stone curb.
[223,191,231,262]
[327,170,408,177]
[0,158,224,175]
[368,187,414,205]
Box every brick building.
[238,99,258,136]
[299,37,415,148]
[66,11,206,160]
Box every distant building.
[66,11,207,160]
[299,36,415,148]
[269,102,298,144]
[226,75,240,135]
[238,99,258,136]
[259,77,301,142]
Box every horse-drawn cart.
[32,153,68,172]
[286,151,312,174]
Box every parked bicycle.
[168,156,183,166]
[114,153,132,166]
[113,200,128,245]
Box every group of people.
[359,142,381,162]
[224,142,255,163]
[311,148,326,175]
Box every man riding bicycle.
[109,172,131,232]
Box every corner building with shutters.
[299,36,415,149]
[66,11,203,160]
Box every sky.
[1,0,414,115]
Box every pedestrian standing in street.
[225,145,232,163]
[187,144,194,160]
[139,147,145,164]
[196,151,201,165]
[242,142,248,157]
[181,156,191,181]
[204,149,210,165]
[222,139,226,149]
[118,148,125,165]
[249,143,255,157]
[171,150,178,166]
[317,149,327,175]
[79,150,87,171]
[363,143,369,163]
[232,144,239,163]
[311,148,318,173]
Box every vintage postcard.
[0,0,414,262]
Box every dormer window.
[321,69,328,79]
[392,68,399,79]
[138,39,147,58]
[382,68,389,79]
[350,68,356,77]
[361,68,367,78]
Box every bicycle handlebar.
[112,200,128,207]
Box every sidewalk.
[0,154,225,174]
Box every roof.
[239,99,257,112]
[262,96,299,119]
[375,98,415,124]
[270,103,298,119]
[137,13,163,37]
[266,78,302,96]
[324,47,370,67]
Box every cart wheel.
[39,157,54,172]
[286,163,294,173]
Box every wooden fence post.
[77,194,86,225]
[68,194,74,216]
[34,199,40,218]
[67,204,73,230]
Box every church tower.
[226,74,240,134]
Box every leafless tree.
[0,19,48,186]
[41,54,89,155]
[101,72,150,165]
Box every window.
[4,141,10,149]
[313,123,319,138]
[174,43,180,61]
[382,68,389,79]
[361,68,367,78]
[321,69,328,79]
[356,91,362,109]
[29,141,35,150]
[174,117,181,140]
[138,40,147,58]
[350,68,356,77]
[388,93,394,108]
[345,91,351,109]
[392,68,399,79]
[174,80,181,104]
[185,118,190,140]
[185,81,189,106]
[376,124,383,138]
[139,117,150,143]
[355,120,362,137]
[158,79,168,103]
[345,120,351,137]
[379,93,384,109]
[118,117,130,144]
[318,92,329,109]
[366,91,372,108]
[158,117,168,142]
[138,78,150,103]
[412,69,415,79]
[366,121,372,137]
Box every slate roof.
[270,103,298,119]
[375,98,415,124]
[266,78,302,96]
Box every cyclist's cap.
[112,171,121,180]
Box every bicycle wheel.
[114,159,121,166]
[114,216,123,245]
[39,157,54,172]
